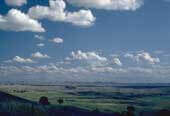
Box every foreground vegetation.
[1,83,170,115]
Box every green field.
[1,84,170,113]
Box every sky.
[0,0,170,83]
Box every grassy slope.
[1,85,170,113]
[0,91,119,116]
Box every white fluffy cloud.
[13,56,34,63]
[28,0,96,27]
[35,35,45,40]
[2,63,170,82]
[65,9,96,26]
[137,52,160,64]
[0,9,45,32]
[2,49,170,83]
[67,0,143,11]
[5,0,27,6]
[90,66,114,73]
[124,53,134,59]
[70,50,107,62]
[50,37,63,44]
[31,52,50,59]
[37,43,45,47]
[112,58,122,66]
[125,52,160,64]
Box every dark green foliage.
[57,98,64,104]
[39,96,50,105]
[65,85,77,90]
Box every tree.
[126,106,135,116]
[57,98,64,104]
[39,96,50,105]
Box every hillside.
[0,90,170,116]
[0,91,117,116]
[0,91,34,103]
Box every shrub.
[57,98,64,105]
[39,96,50,105]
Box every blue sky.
[0,0,170,83]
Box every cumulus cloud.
[50,37,63,44]
[90,66,114,73]
[65,10,96,26]
[5,0,27,6]
[28,0,96,27]
[35,35,45,40]
[67,0,144,11]
[0,64,167,75]
[137,52,160,64]
[124,52,160,64]
[0,9,45,32]
[124,53,134,59]
[37,43,45,47]
[2,50,169,83]
[112,58,122,66]
[70,50,107,62]
[127,67,153,74]
[0,65,23,76]
[2,60,170,82]
[13,56,34,63]
[31,52,50,59]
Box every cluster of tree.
[65,85,77,90]
[39,96,64,105]
[13,89,27,93]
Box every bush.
[39,96,50,105]
[57,98,64,105]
